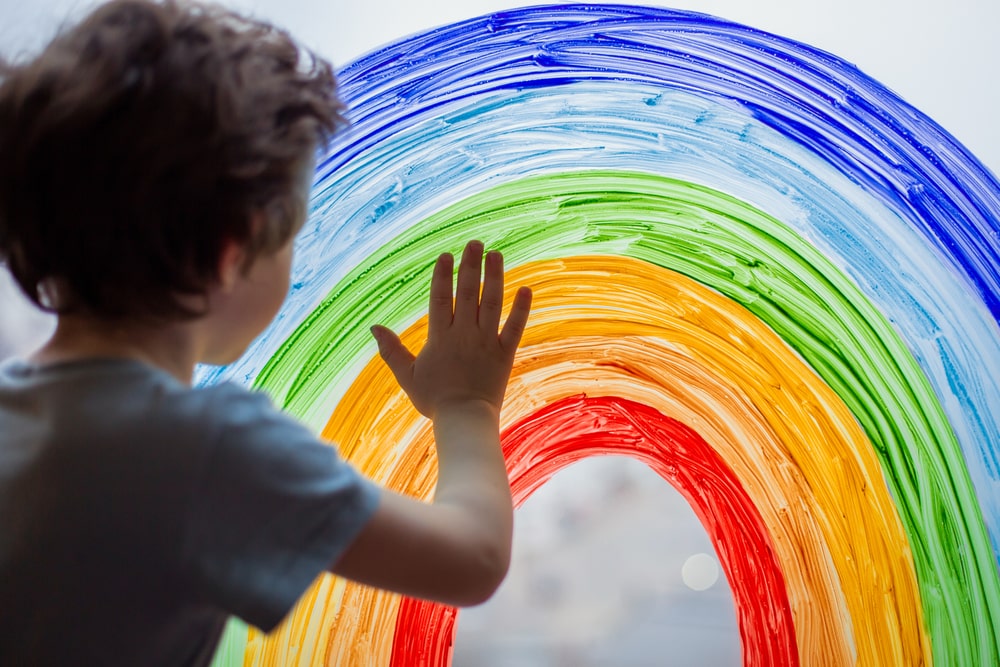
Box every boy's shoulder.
[0,357,379,663]
[0,353,374,548]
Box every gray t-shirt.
[0,357,381,665]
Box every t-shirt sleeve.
[182,385,381,632]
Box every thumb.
[371,325,415,387]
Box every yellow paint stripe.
[248,256,929,666]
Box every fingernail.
[370,326,382,341]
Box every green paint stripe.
[255,170,998,664]
[209,618,249,667]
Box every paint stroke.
[326,4,1000,322]
[236,256,930,665]
[391,394,798,667]
[243,171,993,665]
[321,256,926,666]
[293,80,1000,516]
[200,12,1000,562]
[202,5,1000,666]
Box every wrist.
[432,397,501,424]
[431,398,504,465]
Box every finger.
[371,325,415,389]
[427,252,454,338]
[454,240,484,325]
[478,250,504,332]
[499,286,532,353]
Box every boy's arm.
[330,401,511,606]
[328,241,532,607]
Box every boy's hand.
[341,240,529,604]
[371,240,532,419]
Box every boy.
[0,0,533,664]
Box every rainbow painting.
[203,4,1000,666]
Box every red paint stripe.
[390,395,798,667]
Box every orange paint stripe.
[247,256,928,666]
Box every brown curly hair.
[0,0,346,321]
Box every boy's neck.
[30,315,200,385]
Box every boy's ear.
[217,237,248,292]
[218,210,267,290]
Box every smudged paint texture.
[202,4,1000,666]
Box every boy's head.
[0,0,345,322]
